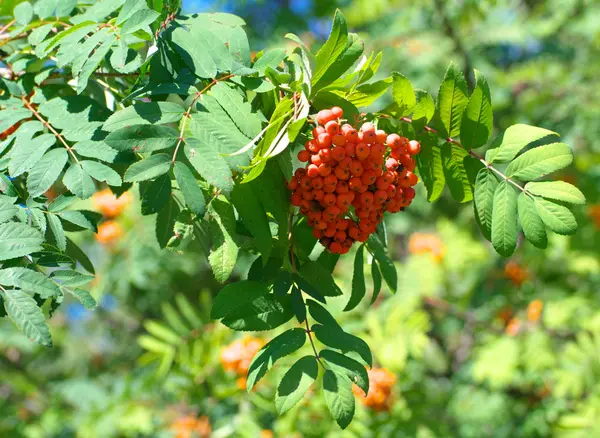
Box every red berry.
[298,149,310,162]
[310,154,323,166]
[312,126,325,137]
[344,142,356,157]
[317,133,332,148]
[316,110,334,125]
[386,157,399,170]
[375,129,387,144]
[307,164,319,178]
[360,122,375,134]
[319,148,332,163]
[331,147,346,161]
[332,133,346,147]
[407,140,421,155]
[355,143,370,161]
[334,166,350,180]
[318,164,332,177]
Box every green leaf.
[525,181,585,205]
[104,125,179,153]
[50,270,95,287]
[366,234,397,293]
[63,163,96,199]
[415,133,444,202]
[155,195,179,248]
[535,198,577,236]
[276,356,318,414]
[66,237,95,274]
[173,162,206,216]
[58,210,98,231]
[184,138,233,194]
[506,143,573,181]
[102,102,185,132]
[76,35,117,94]
[370,260,382,304]
[292,274,326,304]
[411,89,435,131]
[140,175,171,215]
[249,161,290,240]
[14,1,33,25]
[26,149,68,198]
[313,33,363,92]
[436,62,469,138]
[517,194,547,249]
[306,299,340,328]
[0,197,19,224]
[2,288,52,347]
[167,14,236,78]
[81,161,122,186]
[486,124,558,163]
[491,182,518,257]
[221,293,294,331]
[461,70,493,149]
[210,82,264,139]
[442,142,473,203]
[346,77,392,108]
[9,134,56,177]
[290,286,306,323]
[73,140,118,163]
[121,9,159,34]
[124,154,172,183]
[253,49,287,75]
[392,72,416,117]
[67,288,97,309]
[473,169,499,241]
[312,324,372,367]
[0,268,60,298]
[298,262,342,297]
[323,369,355,430]
[231,182,272,262]
[313,10,348,85]
[320,349,369,395]
[207,196,238,282]
[344,245,366,311]
[0,223,44,261]
[47,213,66,251]
[212,280,269,319]
[246,328,306,390]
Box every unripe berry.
[325,121,340,135]
[298,150,310,162]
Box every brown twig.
[0,19,16,35]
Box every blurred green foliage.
[1,0,600,437]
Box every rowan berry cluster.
[169,415,211,438]
[408,232,445,263]
[352,367,397,411]
[288,107,421,254]
[92,189,132,246]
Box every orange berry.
[310,154,323,166]
[95,220,123,245]
[331,106,344,119]
[331,147,346,161]
[318,164,332,177]
[319,148,332,163]
[334,166,350,180]
[336,181,349,193]
[355,143,370,161]
[312,126,325,137]
[332,133,346,146]
[325,120,340,135]
[386,158,399,170]
[344,142,356,157]
[317,133,332,148]
[350,160,364,177]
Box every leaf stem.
[21,96,80,164]
[397,116,527,193]
[0,19,16,35]
[288,211,326,369]
[171,74,235,165]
